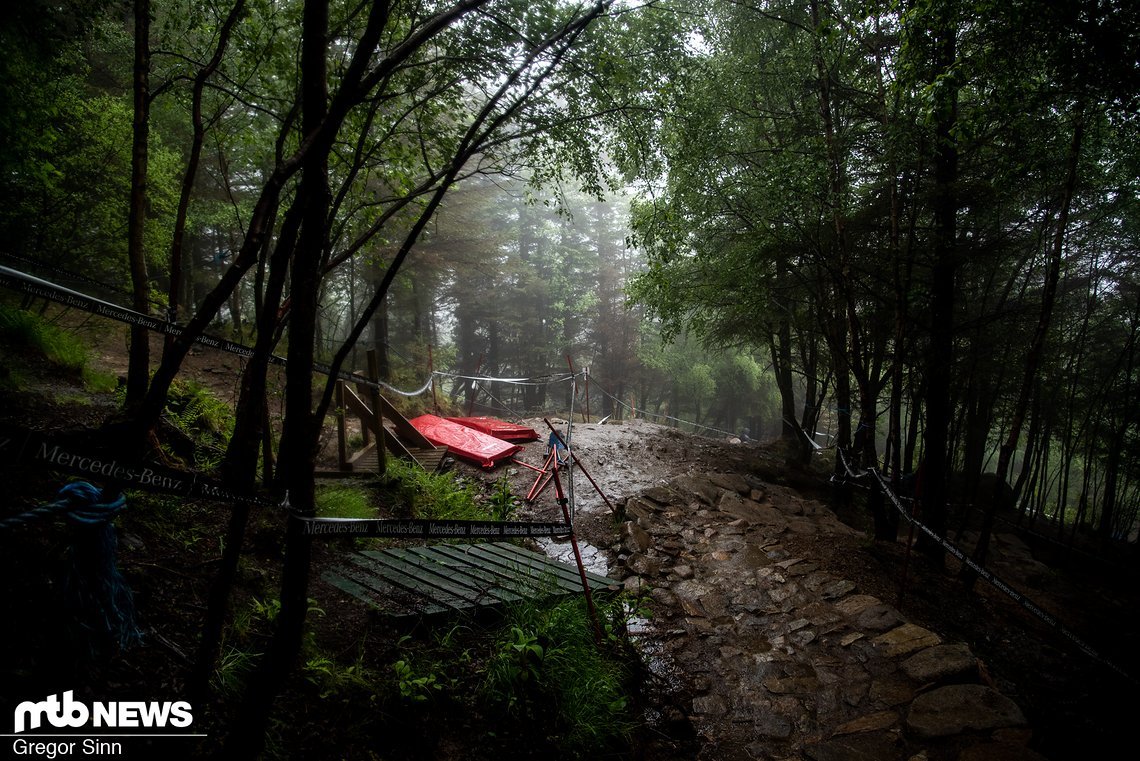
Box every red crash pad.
[447,416,540,443]
[410,414,522,468]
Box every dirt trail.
[468,416,1135,761]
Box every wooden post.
[335,380,348,471]
[584,367,590,423]
[367,349,386,476]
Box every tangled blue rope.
[4,481,142,651]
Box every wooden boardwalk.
[322,541,620,619]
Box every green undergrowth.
[384,457,487,521]
[0,303,116,391]
[478,594,645,754]
[314,483,377,519]
[256,592,649,760]
[130,378,234,470]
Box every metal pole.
[543,417,617,515]
[428,344,439,412]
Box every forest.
[1,0,1138,757]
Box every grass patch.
[385,457,487,520]
[0,304,115,391]
[314,484,376,519]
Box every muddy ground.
[457,416,1140,760]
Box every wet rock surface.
[498,418,1137,761]
[612,470,1044,761]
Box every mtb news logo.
[13,690,194,733]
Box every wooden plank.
[328,542,621,619]
[376,393,436,449]
[461,543,598,595]
[356,549,501,606]
[344,381,412,472]
[324,564,452,617]
[336,381,348,470]
[403,546,532,601]
[421,545,539,596]
[344,552,471,611]
[387,547,525,605]
[347,441,377,469]
[480,542,619,589]
[322,570,383,607]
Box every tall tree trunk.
[125,0,151,405]
[1097,300,1138,538]
[227,0,329,754]
[917,0,959,564]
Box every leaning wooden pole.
[549,460,603,645]
[367,349,386,475]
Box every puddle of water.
[535,536,610,578]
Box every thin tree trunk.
[975,109,1083,576]
[125,0,151,405]
[225,0,330,753]
[168,0,246,327]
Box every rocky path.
[611,470,1048,761]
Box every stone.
[855,604,905,633]
[669,564,694,580]
[752,711,794,739]
[787,561,820,577]
[901,643,977,684]
[642,486,681,505]
[708,472,752,495]
[787,517,819,534]
[821,579,857,600]
[870,674,916,707]
[622,497,658,522]
[832,710,899,735]
[802,732,905,761]
[906,684,1027,738]
[692,694,728,716]
[834,594,883,617]
[649,587,677,606]
[626,552,662,577]
[669,474,724,505]
[872,624,942,658]
[620,520,652,554]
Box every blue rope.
[0,496,75,529]
[5,482,142,651]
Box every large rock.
[871,623,941,657]
[707,472,752,495]
[906,684,1027,738]
[901,643,977,684]
[620,520,652,554]
[669,474,724,505]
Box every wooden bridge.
[322,541,620,620]
[321,350,448,477]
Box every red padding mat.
[410,414,522,468]
[447,416,540,442]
